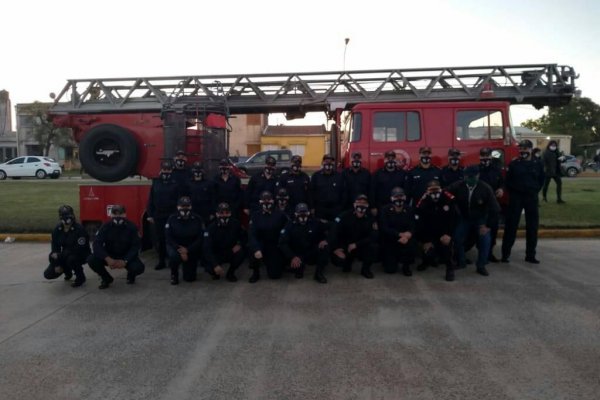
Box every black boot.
[71,276,86,288]
[170,273,179,285]
[445,265,455,282]
[402,263,413,277]
[126,273,136,284]
[226,269,238,282]
[98,275,114,289]
[476,266,489,276]
[525,256,540,264]
[314,272,327,284]
[154,262,166,271]
[63,269,73,281]
[361,266,374,279]
[249,269,260,283]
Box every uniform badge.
[415,215,419,220]
[443,205,449,211]
[77,237,86,245]
[165,223,170,228]
[281,229,285,234]
[204,232,209,237]
[335,217,341,223]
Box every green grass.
[0,177,599,233]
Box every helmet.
[265,156,277,166]
[291,155,302,165]
[58,205,74,217]
[160,160,174,170]
[351,152,362,160]
[480,147,492,157]
[295,203,310,215]
[390,187,405,197]
[419,146,432,154]
[384,150,396,159]
[110,204,126,215]
[259,191,273,201]
[518,139,533,149]
[177,196,192,207]
[448,148,460,157]
[216,202,231,214]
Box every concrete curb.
[2,229,600,243]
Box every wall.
[228,114,267,157]
[0,90,12,136]
[260,135,326,167]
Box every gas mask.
[354,204,368,215]
[219,167,230,175]
[112,216,125,225]
[385,160,396,171]
[420,156,431,165]
[175,159,185,169]
[160,172,171,181]
[296,213,309,224]
[291,164,301,173]
[323,163,334,173]
[480,158,491,167]
[277,197,289,207]
[549,145,557,151]
[260,200,274,212]
[465,176,478,187]
[264,167,275,177]
[520,151,531,160]
[429,191,442,202]
[178,208,191,218]
[392,197,405,208]
[193,171,203,180]
[61,215,74,226]
[218,216,230,225]
[351,160,361,169]
[449,158,460,166]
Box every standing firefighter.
[342,152,371,210]
[440,148,464,188]
[406,146,441,206]
[87,205,145,289]
[213,159,243,216]
[310,154,345,223]
[478,147,505,262]
[165,196,204,285]
[43,205,89,287]
[276,155,311,209]
[171,150,192,189]
[371,150,406,215]
[279,203,329,283]
[245,156,278,214]
[542,140,566,204]
[187,162,216,227]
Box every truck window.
[373,111,421,142]
[456,110,503,140]
[349,113,362,143]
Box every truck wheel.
[79,124,139,182]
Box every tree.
[24,101,73,156]
[522,97,600,156]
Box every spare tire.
[79,124,139,182]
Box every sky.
[2,0,599,130]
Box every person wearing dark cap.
[501,139,545,264]
[370,150,407,215]
[279,203,329,283]
[244,156,278,214]
[440,148,464,188]
[310,154,345,223]
[165,196,204,285]
[478,147,505,262]
[187,162,216,227]
[247,191,289,282]
[87,205,145,289]
[542,140,565,204]
[213,158,243,216]
[415,180,459,281]
[330,194,377,279]
[203,202,246,282]
[276,155,311,209]
[275,187,294,220]
[171,150,192,189]
[43,205,90,287]
[379,187,417,277]
[448,165,500,276]
[342,151,371,211]
[147,160,182,270]
[406,146,441,206]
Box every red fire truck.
[48,64,578,235]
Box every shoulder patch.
[204,232,209,237]
[77,237,86,245]
[280,229,285,234]
[165,223,170,229]
[415,215,419,220]
[335,217,341,223]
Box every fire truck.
[48,64,578,235]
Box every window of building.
[262,144,280,151]
[289,144,306,156]
[456,110,504,140]
[373,111,421,142]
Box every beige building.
[228,114,268,157]
[515,127,572,154]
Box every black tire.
[0,170,6,180]
[35,169,47,179]
[50,174,60,179]
[566,167,578,177]
[79,124,139,182]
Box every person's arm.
[485,185,500,228]
[147,182,156,218]
[247,216,262,253]
[123,225,141,263]
[50,226,61,254]
[92,224,109,260]
[278,222,296,260]
[164,215,178,249]
[202,226,218,269]
[187,220,204,254]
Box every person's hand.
[495,188,504,198]
[291,257,302,269]
[114,259,126,269]
[105,256,116,268]
[254,250,263,259]
[371,208,378,217]
[147,217,154,224]
[318,240,328,249]
[50,252,58,260]
[232,244,242,253]
[243,209,250,216]
[54,266,64,274]
[177,246,188,256]
[347,243,357,252]
[334,248,346,259]
[479,225,490,236]
[440,234,452,246]
[423,242,433,251]
[399,232,412,245]
[214,265,225,277]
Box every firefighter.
[187,162,216,227]
[379,187,417,277]
[415,180,459,281]
[276,155,311,209]
[478,147,505,262]
[43,205,89,287]
[213,158,243,216]
[165,196,204,285]
[203,202,246,282]
[275,187,294,220]
[448,165,500,276]
[440,148,464,188]
[245,156,278,214]
[370,150,406,215]
[501,140,545,264]
[279,203,329,283]
[147,160,181,270]
[87,205,145,289]
[406,146,441,206]
[171,150,192,189]
[330,194,377,279]
[248,191,289,282]
[542,140,565,204]
[342,151,371,210]
[310,154,345,223]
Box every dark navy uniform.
[213,174,243,215]
[329,210,377,276]
[440,165,464,188]
[248,209,288,280]
[310,169,345,222]
[279,217,328,280]
[172,167,192,191]
[147,176,181,268]
[245,172,278,212]
[342,167,371,210]
[479,160,504,258]
[44,222,90,285]
[379,204,417,274]
[165,212,204,282]
[501,156,545,262]
[370,168,406,211]
[276,171,311,209]
[187,178,216,226]
[203,218,246,281]
[87,218,145,286]
[406,165,441,205]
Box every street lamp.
[343,38,350,72]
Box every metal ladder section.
[50,64,578,115]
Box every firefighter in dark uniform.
[248,191,288,283]
[415,180,459,281]
[448,165,500,276]
[279,203,329,283]
[342,151,371,210]
[275,187,294,220]
[310,154,345,223]
[172,150,192,189]
[147,160,181,270]
[501,140,545,264]
[330,194,377,279]
[478,147,505,262]
[87,205,145,289]
[370,150,406,215]
[440,148,464,188]
[406,146,441,206]
[43,205,90,287]
[245,156,278,214]
[203,202,246,282]
[542,140,565,204]
[213,158,243,216]
[379,187,417,277]
[165,196,204,285]
[187,162,216,227]
[276,155,311,209]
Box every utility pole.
[343,38,350,72]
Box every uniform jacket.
[277,171,312,208]
[447,180,500,227]
[406,165,441,204]
[248,209,288,253]
[329,210,376,249]
[415,192,459,242]
[542,149,561,177]
[187,179,216,221]
[165,213,204,254]
[379,204,416,244]
[342,167,371,208]
[213,174,242,213]
[505,158,545,196]
[51,222,91,258]
[148,178,181,219]
[279,218,327,260]
[440,166,464,188]
[245,172,278,210]
[93,219,141,262]
[370,168,406,209]
[479,164,504,191]
[203,218,245,268]
[310,170,345,210]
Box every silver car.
[560,155,582,177]
[0,156,62,180]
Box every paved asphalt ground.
[1,240,599,400]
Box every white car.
[0,156,62,180]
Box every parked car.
[234,149,292,176]
[560,155,582,177]
[0,156,62,180]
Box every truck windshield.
[349,113,362,143]
[456,110,503,140]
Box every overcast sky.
[2,0,598,129]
